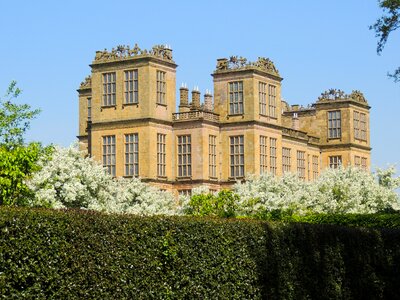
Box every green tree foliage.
[184,190,239,217]
[0,143,47,206]
[370,0,400,82]
[0,81,41,148]
[0,81,46,206]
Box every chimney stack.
[204,89,213,111]
[179,83,190,112]
[292,112,299,130]
[191,86,200,110]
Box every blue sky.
[0,0,399,171]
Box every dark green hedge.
[281,213,400,228]
[1,207,400,299]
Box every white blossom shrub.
[314,166,400,214]
[27,144,400,216]
[233,167,400,216]
[234,173,318,216]
[27,145,176,215]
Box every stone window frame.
[259,82,267,116]
[209,135,217,178]
[228,81,244,115]
[156,70,166,105]
[296,150,306,180]
[282,147,291,174]
[87,97,91,121]
[177,135,191,178]
[124,69,139,104]
[361,157,367,170]
[355,155,361,167]
[329,155,342,169]
[269,137,277,175]
[102,135,116,176]
[268,84,277,118]
[102,72,116,107]
[312,155,319,180]
[328,110,341,139]
[157,133,167,177]
[260,136,268,174]
[124,133,139,177]
[230,135,244,178]
[360,112,367,141]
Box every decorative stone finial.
[79,75,91,88]
[93,43,174,63]
[318,89,368,104]
[215,56,280,76]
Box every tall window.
[329,156,342,169]
[355,155,361,167]
[230,136,244,178]
[360,113,367,141]
[282,147,291,174]
[178,135,191,177]
[269,138,277,175]
[361,157,367,170]
[124,70,138,104]
[87,97,91,121]
[328,110,341,139]
[229,81,244,115]
[259,82,267,116]
[156,70,166,104]
[312,155,319,180]
[260,136,268,174]
[297,151,306,180]
[157,133,166,177]
[268,84,276,118]
[102,72,116,106]
[125,134,139,176]
[354,111,360,139]
[209,135,217,178]
[354,111,367,141]
[102,135,116,176]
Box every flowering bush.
[233,167,400,216]
[27,144,400,217]
[27,145,176,215]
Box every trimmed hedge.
[1,207,400,299]
[270,213,400,228]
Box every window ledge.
[228,177,244,182]
[157,176,168,180]
[122,102,139,108]
[227,114,244,119]
[101,105,117,111]
[176,176,192,181]
[156,102,167,107]
[259,114,278,119]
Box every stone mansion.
[77,43,371,194]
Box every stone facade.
[77,44,371,195]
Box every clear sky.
[0,0,399,171]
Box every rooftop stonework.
[93,44,174,64]
[317,89,368,104]
[214,56,280,77]
[79,75,91,89]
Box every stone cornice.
[212,68,283,82]
[91,118,173,130]
[319,143,372,151]
[314,99,370,110]
[91,55,178,70]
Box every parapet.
[213,56,281,78]
[92,43,175,64]
[317,89,369,105]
